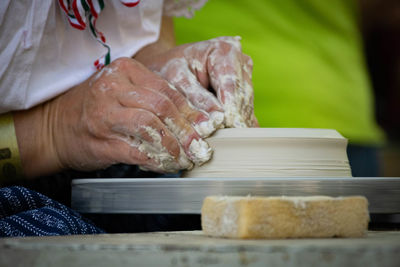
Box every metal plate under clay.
[71,177,400,214]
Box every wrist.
[134,16,176,65]
[13,101,64,178]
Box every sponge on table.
[201,196,369,239]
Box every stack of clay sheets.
[183,128,351,178]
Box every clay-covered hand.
[15,58,212,177]
[139,36,258,133]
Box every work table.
[1,230,399,266]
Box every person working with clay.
[0,0,257,237]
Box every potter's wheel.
[71,177,400,214]
[71,128,399,216]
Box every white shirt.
[0,0,163,113]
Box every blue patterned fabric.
[0,186,104,237]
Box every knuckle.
[91,79,112,94]
[217,38,241,51]
[83,112,105,136]
[111,57,133,71]
[174,93,190,109]
[152,77,171,91]
[135,109,159,128]
[154,94,175,115]
[218,40,232,51]
[160,80,181,97]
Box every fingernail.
[210,111,225,128]
[194,111,225,137]
[177,146,194,170]
[194,120,214,138]
[188,138,213,166]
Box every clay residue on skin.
[188,138,213,166]
[220,76,253,128]
[185,36,254,128]
[186,99,224,138]
[164,117,213,166]
[113,125,192,173]
[215,74,244,128]
[158,58,224,136]
[128,90,144,104]
[90,66,116,86]
[207,37,254,128]
[160,58,222,112]
[141,125,192,171]
[210,111,225,128]
[97,83,110,92]
[194,111,225,138]
[190,59,204,73]
[164,117,188,141]
[167,82,178,91]
[243,57,253,78]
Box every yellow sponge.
[201,196,369,239]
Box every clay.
[183,128,352,178]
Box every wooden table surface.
[1,231,399,267]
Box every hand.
[137,36,259,131]
[14,58,212,177]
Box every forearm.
[134,16,176,65]
[13,101,63,178]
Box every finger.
[250,114,260,127]
[135,75,219,138]
[94,138,187,173]
[91,137,158,167]
[106,107,194,172]
[109,57,222,138]
[159,58,225,134]
[164,82,224,138]
[121,60,209,124]
[207,40,248,128]
[239,53,257,127]
[111,79,212,166]
[114,138,191,173]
